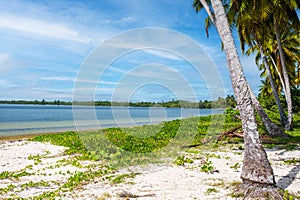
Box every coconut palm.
[228,0,300,131]
[195,0,287,137]
[231,1,290,129]
[247,26,300,128]
[271,0,300,130]
[193,0,282,198]
[274,28,300,90]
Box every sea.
[0,104,224,137]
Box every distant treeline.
[0,99,72,106]
[0,95,236,109]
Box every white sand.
[0,140,299,199]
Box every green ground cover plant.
[27,111,300,199]
[30,111,300,169]
[200,159,215,173]
[174,156,194,166]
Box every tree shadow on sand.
[276,164,300,189]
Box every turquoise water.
[0,104,223,136]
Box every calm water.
[0,104,223,137]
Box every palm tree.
[247,29,300,128]
[196,0,287,137]
[273,28,300,91]
[259,45,289,126]
[228,0,300,131]
[271,0,300,130]
[231,1,290,129]
[193,0,282,198]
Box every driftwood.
[217,125,243,141]
[217,126,285,144]
[180,125,287,149]
[180,137,215,148]
[180,125,243,148]
[180,143,204,149]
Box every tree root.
[243,180,283,200]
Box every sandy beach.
[0,139,299,199]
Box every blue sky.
[0,0,261,102]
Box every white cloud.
[30,87,71,94]
[0,79,17,88]
[73,79,120,86]
[99,81,118,85]
[0,14,90,43]
[125,64,179,80]
[103,17,135,26]
[143,49,182,60]
[41,76,75,81]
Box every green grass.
[31,131,87,155]
[30,112,300,168]
[261,114,300,149]
[30,114,236,168]
[104,119,180,153]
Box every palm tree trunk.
[249,87,287,138]
[274,20,293,130]
[210,0,282,198]
[259,44,289,129]
[270,54,287,98]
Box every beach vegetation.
[29,112,300,165]
[20,180,50,189]
[283,158,300,165]
[98,192,112,199]
[204,178,225,188]
[109,172,140,184]
[23,111,300,199]
[230,162,241,171]
[200,157,215,173]
[205,187,218,194]
[174,156,194,166]
[0,170,32,180]
[28,154,42,165]
[207,153,221,159]
[0,184,16,195]
[33,166,113,199]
